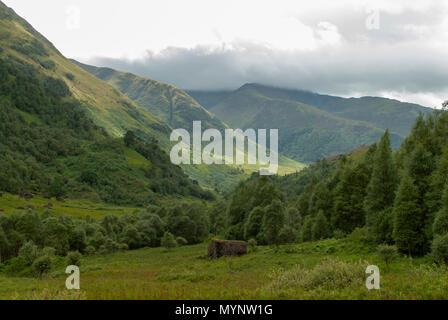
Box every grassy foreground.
[1,237,447,300]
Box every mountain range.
[188,85,432,162]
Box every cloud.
[82,0,448,108]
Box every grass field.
[0,193,139,219]
[1,237,447,300]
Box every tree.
[432,234,448,265]
[364,131,398,241]
[376,244,398,270]
[285,207,302,233]
[161,232,177,249]
[32,255,52,279]
[301,216,314,242]
[393,174,426,255]
[433,184,448,237]
[124,130,136,147]
[0,226,9,263]
[332,162,369,233]
[312,210,330,241]
[244,206,265,242]
[262,199,285,247]
[18,241,39,265]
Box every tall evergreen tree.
[332,162,370,233]
[364,130,398,241]
[433,184,448,238]
[393,174,426,255]
[312,210,330,241]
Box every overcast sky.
[3,0,448,107]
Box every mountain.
[0,1,214,204]
[0,2,172,146]
[73,61,227,132]
[193,84,431,163]
[76,62,306,189]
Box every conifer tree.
[393,174,426,255]
[312,210,330,241]
[364,130,398,241]
[332,162,369,233]
[433,184,448,238]
[301,216,314,242]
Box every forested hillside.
[221,107,448,261]
[0,2,214,204]
[189,84,431,163]
[73,60,227,132]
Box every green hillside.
[208,84,403,163]
[231,84,432,137]
[0,2,171,146]
[0,2,214,204]
[74,61,306,188]
[73,61,227,132]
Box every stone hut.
[207,239,247,259]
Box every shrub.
[118,243,129,251]
[333,229,346,240]
[161,232,177,249]
[247,238,258,253]
[32,255,52,279]
[84,246,96,255]
[65,73,75,81]
[376,244,398,269]
[67,251,82,266]
[267,258,367,291]
[432,234,448,265]
[41,247,56,257]
[18,241,39,265]
[176,237,188,246]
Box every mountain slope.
[208,84,404,163]
[188,85,432,138]
[73,60,227,132]
[75,62,306,187]
[230,84,432,137]
[0,1,214,204]
[0,1,171,146]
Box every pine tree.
[312,210,330,241]
[364,130,398,241]
[393,174,426,255]
[433,184,448,237]
[332,162,370,233]
[301,216,314,242]
[407,143,435,251]
[308,182,333,219]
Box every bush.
[333,229,346,240]
[432,234,448,265]
[248,238,258,252]
[267,258,367,291]
[161,232,177,249]
[32,255,52,278]
[41,247,56,257]
[19,241,39,265]
[85,246,96,255]
[176,237,188,246]
[67,251,82,266]
[376,244,398,269]
[118,243,129,251]
[2,256,28,275]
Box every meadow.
[1,235,447,300]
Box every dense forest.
[0,56,213,205]
[218,108,448,262]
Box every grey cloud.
[85,3,448,107]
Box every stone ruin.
[207,239,247,259]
